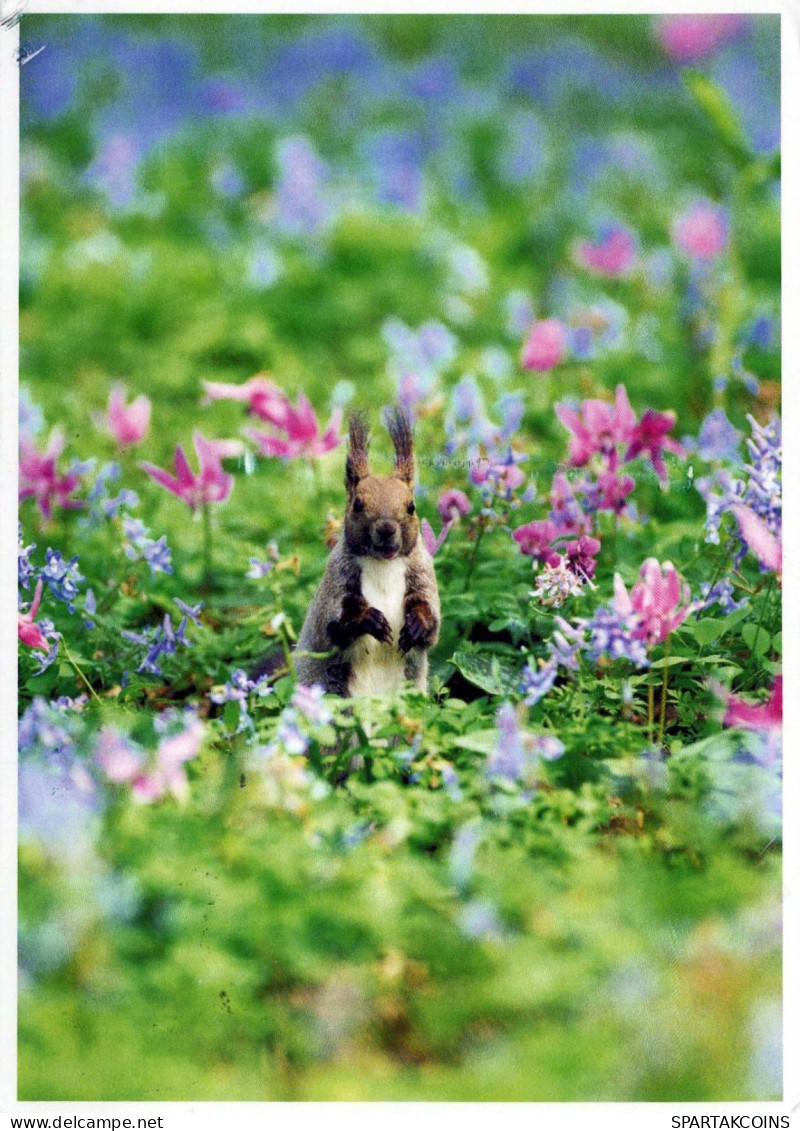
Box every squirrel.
[293,407,440,697]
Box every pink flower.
[656,14,747,63]
[421,517,451,557]
[588,469,636,514]
[575,223,638,278]
[96,727,144,783]
[724,676,782,733]
[549,471,590,535]
[97,717,204,804]
[202,373,291,426]
[18,579,50,651]
[625,409,686,481]
[99,384,151,447]
[154,717,205,802]
[245,393,343,460]
[563,535,602,581]
[555,384,636,470]
[19,427,84,523]
[672,201,728,261]
[613,559,692,647]
[438,489,472,524]
[730,503,782,575]
[521,319,567,372]
[512,520,559,563]
[469,457,526,495]
[141,432,237,512]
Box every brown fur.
[294,407,440,696]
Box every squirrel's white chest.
[348,556,407,697]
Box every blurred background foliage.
[18,13,781,1102]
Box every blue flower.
[698,410,742,463]
[41,548,83,613]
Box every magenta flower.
[555,384,636,470]
[549,471,589,534]
[626,409,686,481]
[245,393,343,460]
[19,427,84,523]
[730,503,782,575]
[672,201,728,261]
[724,676,782,733]
[614,559,692,647]
[202,373,291,426]
[470,456,526,493]
[18,579,50,652]
[512,520,560,564]
[141,432,237,512]
[98,383,151,448]
[421,517,451,557]
[521,319,567,372]
[575,223,638,278]
[656,14,747,63]
[587,469,636,514]
[438,488,472,523]
[563,535,602,582]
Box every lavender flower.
[582,607,650,667]
[531,561,585,608]
[291,683,332,726]
[520,659,558,706]
[18,527,36,591]
[697,409,742,463]
[41,549,83,613]
[449,824,480,889]
[211,668,273,732]
[122,516,173,576]
[700,577,748,614]
[122,611,194,678]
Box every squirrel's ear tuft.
[385,405,415,485]
[346,412,371,493]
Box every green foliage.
[18,12,781,1103]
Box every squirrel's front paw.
[363,606,393,644]
[399,604,437,654]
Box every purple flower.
[122,516,173,576]
[520,659,558,706]
[438,489,472,524]
[449,824,480,889]
[292,683,332,726]
[583,606,650,667]
[504,290,536,337]
[211,669,273,733]
[174,599,203,626]
[41,548,83,613]
[697,410,742,463]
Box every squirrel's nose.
[373,520,398,543]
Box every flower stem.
[463,519,487,592]
[647,672,655,746]
[279,620,297,682]
[202,502,213,591]
[60,638,102,704]
[658,636,671,748]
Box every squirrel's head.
[344,407,419,560]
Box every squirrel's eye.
[353,497,364,513]
[407,501,416,515]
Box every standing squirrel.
[294,407,440,697]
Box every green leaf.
[692,617,726,647]
[742,624,770,657]
[683,70,751,165]
[450,649,519,696]
[649,656,690,670]
[223,699,241,732]
[451,728,498,755]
